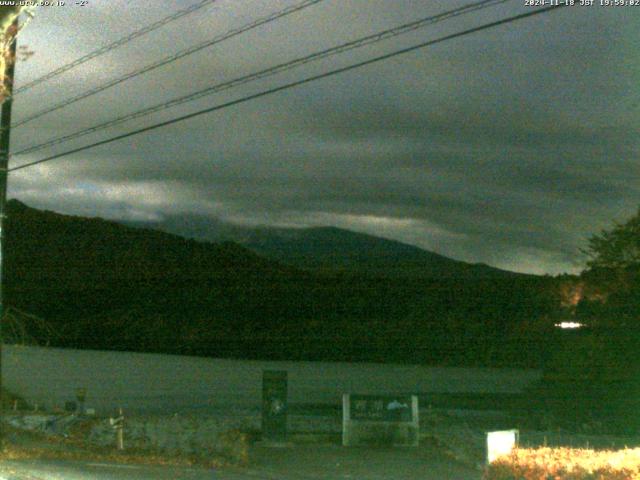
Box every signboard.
[487,429,519,464]
[343,394,419,447]
[261,370,288,442]
[350,395,413,422]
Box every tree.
[579,208,640,318]
[524,208,640,433]
[0,6,32,102]
[0,7,23,34]
[583,207,640,271]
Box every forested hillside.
[4,200,558,367]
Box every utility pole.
[0,19,18,446]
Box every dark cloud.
[7,1,639,274]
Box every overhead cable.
[12,0,325,128]
[10,5,567,172]
[13,0,218,95]
[13,0,508,157]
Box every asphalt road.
[0,459,255,480]
[0,445,482,480]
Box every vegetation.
[1,423,247,468]
[485,447,640,480]
[4,199,556,367]
[0,6,31,101]
[528,207,640,433]
[583,208,640,271]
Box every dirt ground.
[238,442,482,480]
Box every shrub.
[215,429,249,466]
[484,447,640,480]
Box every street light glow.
[554,322,585,329]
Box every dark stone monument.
[262,370,288,442]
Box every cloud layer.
[8,1,639,274]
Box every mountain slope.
[127,213,523,279]
[2,200,554,367]
[3,200,308,356]
[241,226,520,279]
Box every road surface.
[0,459,245,480]
[0,445,481,479]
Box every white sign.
[486,429,518,464]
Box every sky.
[6,0,639,275]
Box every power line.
[12,0,508,158]
[13,0,218,96]
[9,5,567,173]
[12,0,325,128]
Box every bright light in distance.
[554,322,585,329]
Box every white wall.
[1,345,540,415]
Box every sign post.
[76,387,87,415]
[262,370,288,443]
[342,394,419,446]
[486,429,519,464]
[109,408,125,451]
[342,394,420,447]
